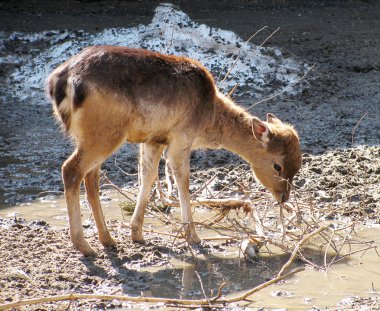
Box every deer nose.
[281,192,289,203]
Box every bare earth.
[0,0,379,310]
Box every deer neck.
[199,93,265,164]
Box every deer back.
[47,46,217,143]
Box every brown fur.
[47,46,302,256]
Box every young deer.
[47,46,302,256]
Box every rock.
[271,290,295,297]
[310,167,322,174]
[336,166,349,175]
[295,178,307,188]
[241,239,259,262]
[350,194,361,202]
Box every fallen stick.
[277,226,328,277]
[0,267,303,310]
[122,222,238,242]
[202,236,237,241]
[220,267,304,303]
[163,197,252,210]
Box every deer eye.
[274,163,282,173]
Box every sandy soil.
[0,0,379,310]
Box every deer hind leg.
[167,138,201,244]
[84,166,116,248]
[63,139,124,256]
[62,149,98,256]
[131,143,165,243]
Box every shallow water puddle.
[0,191,125,228]
[246,232,380,309]
[128,235,380,309]
[1,191,379,309]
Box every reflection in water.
[121,242,380,309]
[123,252,292,300]
[181,261,195,297]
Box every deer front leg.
[167,140,201,244]
[62,151,96,256]
[84,166,116,248]
[131,143,165,243]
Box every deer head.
[251,113,302,203]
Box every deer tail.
[46,64,88,132]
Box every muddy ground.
[0,0,380,310]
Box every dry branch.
[158,195,252,210]
[248,63,315,110]
[218,27,281,93]
[351,111,368,145]
[215,25,268,86]
[0,267,303,310]
[117,163,376,274]
[277,226,327,277]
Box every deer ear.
[252,117,271,144]
[267,113,283,124]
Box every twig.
[101,174,136,203]
[248,63,315,110]
[277,226,328,277]
[114,155,138,176]
[249,202,265,236]
[324,230,335,270]
[210,282,227,302]
[147,202,181,232]
[190,175,217,198]
[202,236,237,241]
[163,21,175,54]
[228,84,238,97]
[164,157,174,197]
[221,267,304,302]
[279,203,286,241]
[158,193,252,211]
[216,26,268,85]
[219,27,282,94]
[194,271,211,305]
[351,112,368,146]
[259,27,280,47]
[330,244,377,265]
[218,55,241,89]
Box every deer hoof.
[71,235,97,256]
[77,242,97,257]
[100,235,117,248]
[131,235,145,244]
[131,225,145,243]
